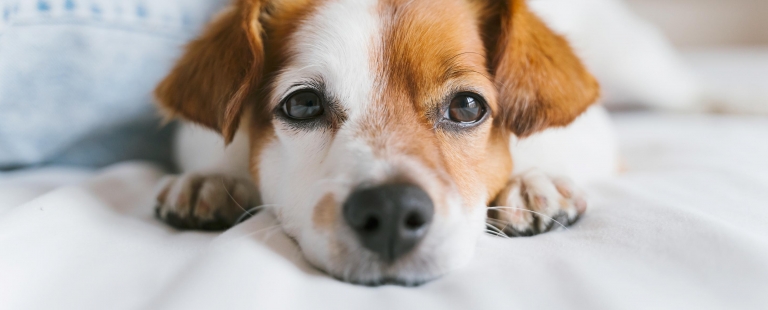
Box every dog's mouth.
[315,253,448,287]
[296,209,482,287]
[332,275,437,287]
[256,159,483,286]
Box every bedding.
[683,47,768,114]
[1,112,767,310]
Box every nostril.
[404,212,426,230]
[362,216,380,232]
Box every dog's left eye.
[445,94,486,124]
[283,91,324,120]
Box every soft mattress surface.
[1,113,767,310]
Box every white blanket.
[2,113,767,310]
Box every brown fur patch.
[481,0,600,137]
[312,193,337,230]
[372,0,511,207]
[246,107,276,194]
[154,0,327,144]
[156,180,172,206]
[155,0,269,143]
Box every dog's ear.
[155,0,266,144]
[480,0,599,138]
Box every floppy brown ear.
[155,0,266,144]
[483,0,600,138]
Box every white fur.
[269,0,378,118]
[174,121,251,179]
[260,0,382,277]
[512,104,619,184]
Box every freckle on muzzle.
[342,183,434,263]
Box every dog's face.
[156,0,598,285]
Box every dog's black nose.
[343,184,434,263]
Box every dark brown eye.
[447,94,485,123]
[283,91,324,119]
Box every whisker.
[258,225,284,243]
[487,206,570,231]
[484,223,510,239]
[485,218,509,226]
[234,204,283,224]
[485,230,508,238]
[220,178,253,217]
[223,176,353,243]
[217,225,283,248]
[226,177,349,225]
[485,217,511,234]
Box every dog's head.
[156,0,598,285]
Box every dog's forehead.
[378,0,491,101]
[272,0,378,114]
[272,0,491,115]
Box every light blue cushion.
[0,0,228,170]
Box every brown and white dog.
[153,0,618,285]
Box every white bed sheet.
[1,113,767,310]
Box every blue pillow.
[0,0,228,170]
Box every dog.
[153,0,618,285]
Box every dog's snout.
[343,184,434,263]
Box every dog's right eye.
[283,91,324,120]
[445,93,487,124]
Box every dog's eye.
[283,91,324,119]
[446,94,486,123]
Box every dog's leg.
[509,105,619,185]
[154,122,259,230]
[489,170,586,236]
[489,105,617,236]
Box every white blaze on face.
[260,0,384,272]
[271,0,379,119]
[258,0,485,284]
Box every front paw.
[488,170,586,237]
[154,174,259,231]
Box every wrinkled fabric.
[1,113,766,310]
[0,0,227,169]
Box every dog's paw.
[154,174,259,231]
[488,170,587,237]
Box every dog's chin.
[300,239,478,287]
[333,275,439,287]
[284,201,485,286]
[317,257,449,287]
